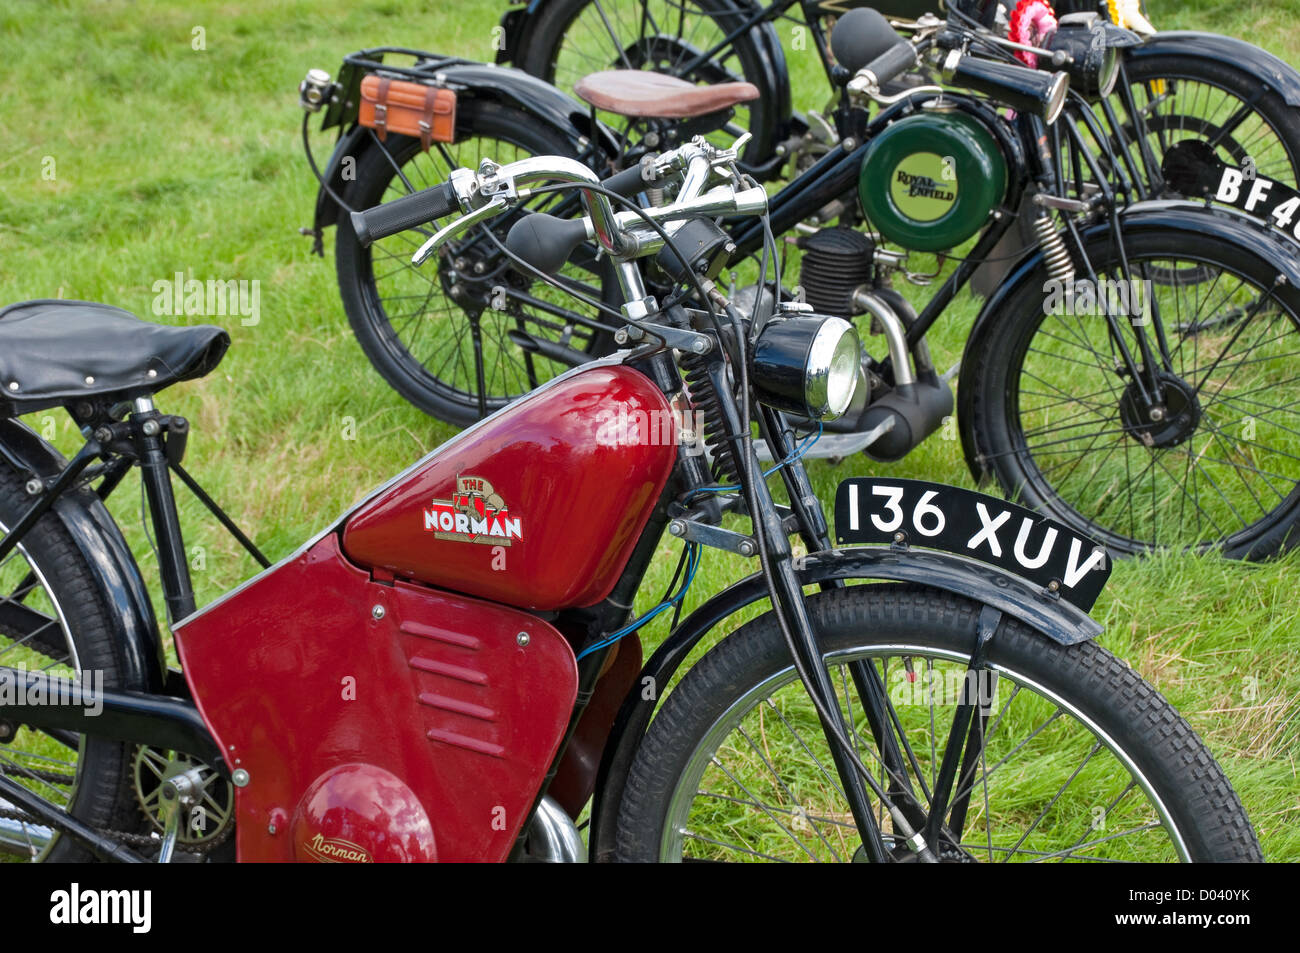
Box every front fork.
[1044,113,1175,415]
[700,356,933,862]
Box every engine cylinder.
[797,228,875,316]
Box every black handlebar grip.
[603,162,659,198]
[830,7,907,74]
[505,213,590,276]
[860,41,919,88]
[350,181,459,247]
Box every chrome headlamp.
[750,315,861,421]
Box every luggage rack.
[321,47,474,132]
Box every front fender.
[956,200,1300,482]
[1127,32,1300,107]
[587,544,1101,860]
[311,63,617,238]
[0,418,166,692]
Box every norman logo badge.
[423,475,523,546]
[301,833,373,863]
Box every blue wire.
[683,421,823,502]
[576,543,701,660]
[577,422,820,660]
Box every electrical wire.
[576,542,700,660]
[301,113,356,215]
[682,421,823,501]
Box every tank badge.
[891,153,959,221]
[423,475,523,546]
[301,833,373,863]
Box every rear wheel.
[335,100,620,427]
[0,463,142,861]
[614,585,1261,862]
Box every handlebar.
[830,7,917,88]
[352,136,766,276]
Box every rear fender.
[311,64,617,239]
[0,418,166,692]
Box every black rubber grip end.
[351,181,458,247]
[862,42,918,88]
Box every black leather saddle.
[0,299,230,416]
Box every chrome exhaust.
[522,795,586,863]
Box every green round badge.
[889,153,959,223]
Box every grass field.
[1,0,1298,860]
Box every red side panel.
[173,534,578,863]
[341,365,676,611]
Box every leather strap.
[420,85,436,151]
[374,76,390,141]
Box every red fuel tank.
[342,364,677,611]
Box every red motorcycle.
[0,138,1261,862]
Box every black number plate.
[834,478,1112,612]
[1163,139,1300,242]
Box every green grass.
[0,0,1297,860]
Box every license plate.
[834,478,1112,612]
[1162,139,1300,242]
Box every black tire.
[518,0,778,168]
[335,100,619,427]
[0,463,143,861]
[1121,53,1300,192]
[614,585,1262,862]
[967,223,1300,558]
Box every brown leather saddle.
[573,70,759,120]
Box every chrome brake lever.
[411,196,509,265]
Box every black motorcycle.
[496,0,1300,196]
[302,11,1300,560]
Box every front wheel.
[1120,52,1300,194]
[614,585,1261,862]
[967,223,1300,557]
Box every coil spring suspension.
[681,352,741,486]
[1032,210,1075,286]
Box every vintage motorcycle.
[0,134,1262,862]
[304,10,1300,560]
[498,0,1300,194]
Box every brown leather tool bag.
[358,74,456,150]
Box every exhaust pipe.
[522,796,586,862]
